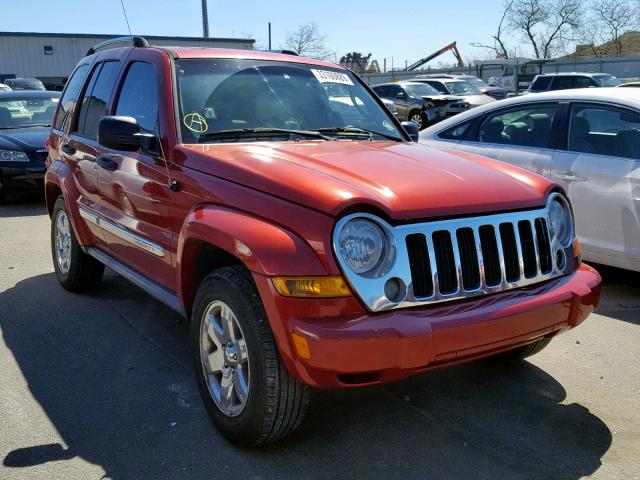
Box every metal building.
[0,32,255,89]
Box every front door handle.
[96,155,119,172]
[553,172,588,182]
[61,143,76,155]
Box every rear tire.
[492,337,552,363]
[51,196,104,292]
[191,266,310,447]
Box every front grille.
[405,215,554,299]
[333,195,572,312]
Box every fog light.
[384,277,406,303]
[272,276,351,298]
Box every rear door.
[96,58,174,289]
[551,102,640,268]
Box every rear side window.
[76,61,120,139]
[530,76,551,91]
[373,85,388,97]
[477,104,558,148]
[551,76,574,90]
[53,64,89,131]
[568,104,640,159]
[439,121,472,140]
[115,62,158,134]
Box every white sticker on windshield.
[311,69,354,86]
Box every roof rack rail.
[86,35,149,55]
[263,49,299,56]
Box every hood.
[178,141,553,221]
[417,94,461,103]
[463,94,496,106]
[0,127,49,151]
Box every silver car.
[420,88,640,272]
[411,77,496,108]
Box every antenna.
[120,0,132,35]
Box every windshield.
[446,81,481,95]
[175,59,403,143]
[404,83,442,97]
[594,74,622,87]
[0,96,59,129]
[466,77,488,88]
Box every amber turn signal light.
[272,276,351,298]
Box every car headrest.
[571,116,590,138]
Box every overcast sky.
[2,0,535,65]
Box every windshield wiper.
[315,127,403,142]
[198,127,333,142]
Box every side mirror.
[401,121,420,142]
[396,91,406,99]
[98,116,157,152]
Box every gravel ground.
[1,197,639,480]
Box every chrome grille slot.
[456,228,480,291]
[479,225,501,287]
[518,220,537,278]
[499,222,520,282]
[432,230,457,294]
[405,233,433,298]
[535,218,552,274]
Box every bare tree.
[508,0,583,58]
[284,22,333,60]
[470,0,514,58]
[591,0,637,55]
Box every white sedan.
[420,88,640,272]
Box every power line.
[120,0,132,35]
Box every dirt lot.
[1,198,639,480]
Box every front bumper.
[0,167,45,191]
[255,264,601,388]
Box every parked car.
[527,72,621,93]
[420,87,640,272]
[4,77,46,91]
[0,83,11,92]
[414,73,508,100]
[372,81,468,129]
[617,82,640,88]
[0,90,60,195]
[46,36,600,447]
[410,76,496,108]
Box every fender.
[44,160,95,246]
[176,204,331,309]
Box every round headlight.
[338,218,386,275]
[548,196,573,248]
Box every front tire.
[192,266,310,447]
[408,110,427,130]
[51,196,104,291]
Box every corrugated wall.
[0,34,254,81]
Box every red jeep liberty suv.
[45,36,601,446]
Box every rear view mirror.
[98,116,157,152]
[401,121,420,142]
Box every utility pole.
[201,0,209,38]
[268,22,271,49]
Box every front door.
[96,60,175,289]
[551,102,640,268]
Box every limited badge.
[183,112,208,133]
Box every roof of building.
[0,31,254,43]
[0,90,60,99]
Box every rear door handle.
[61,143,76,155]
[96,155,119,172]
[553,172,587,182]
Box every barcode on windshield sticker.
[311,69,354,86]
